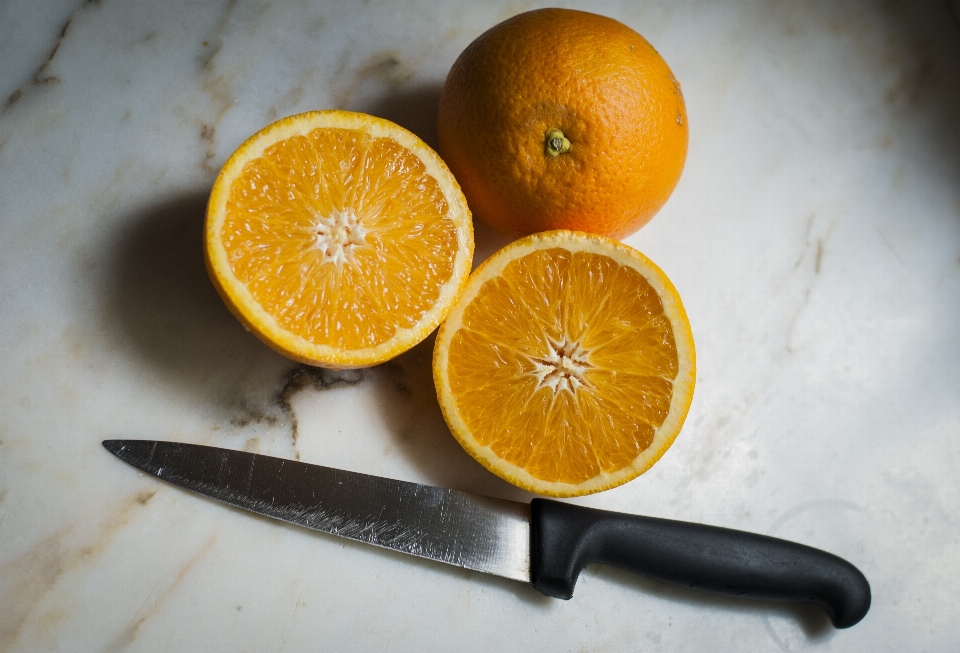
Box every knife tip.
[102,439,125,454]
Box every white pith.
[528,333,592,394]
[313,208,369,265]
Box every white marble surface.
[2,1,959,651]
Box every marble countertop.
[2,1,959,651]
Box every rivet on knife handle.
[529,499,871,628]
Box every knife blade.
[103,440,870,628]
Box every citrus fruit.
[433,231,695,497]
[205,110,474,368]
[437,8,688,239]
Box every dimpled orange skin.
[437,8,688,239]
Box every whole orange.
[437,8,688,239]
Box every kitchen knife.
[103,440,870,628]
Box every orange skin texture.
[437,8,688,239]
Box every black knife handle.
[529,498,870,628]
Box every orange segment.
[434,231,694,496]
[205,111,474,368]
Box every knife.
[102,440,870,628]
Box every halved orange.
[205,110,474,368]
[433,231,695,497]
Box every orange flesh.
[446,248,679,484]
[220,127,457,350]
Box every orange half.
[433,231,695,496]
[205,111,474,368]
